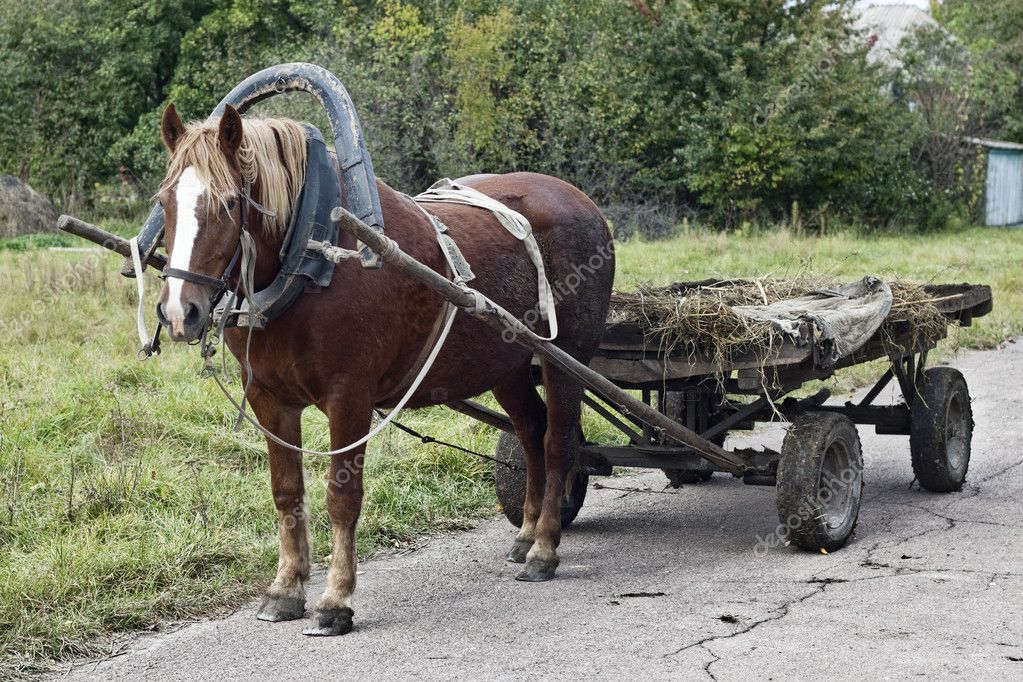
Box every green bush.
[0,0,1011,231]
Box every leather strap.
[160,267,230,290]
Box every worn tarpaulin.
[415,178,558,340]
[732,276,893,368]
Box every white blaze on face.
[166,166,206,333]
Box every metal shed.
[973,138,1023,227]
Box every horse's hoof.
[256,595,306,622]
[302,606,354,636]
[506,540,532,564]
[514,557,558,582]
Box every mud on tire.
[910,367,973,493]
[776,412,864,552]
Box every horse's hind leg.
[250,388,310,623]
[517,361,582,582]
[492,361,547,563]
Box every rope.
[381,411,523,471]
[205,298,457,456]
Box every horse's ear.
[218,104,244,161]
[161,103,186,154]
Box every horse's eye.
[226,198,237,211]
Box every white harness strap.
[129,236,153,353]
[415,178,558,340]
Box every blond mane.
[159,116,308,234]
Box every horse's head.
[154,103,307,341]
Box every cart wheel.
[777,412,863,552]
[910,367,973,493]
[493,431,588,529]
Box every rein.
[196,193,460,457]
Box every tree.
[0,0,210,205]
[937,0,1023,143]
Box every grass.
[1,222,1021,676]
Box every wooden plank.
[590,342,810,384]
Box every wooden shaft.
[57,214,168,270]
[331,206,748,475]
[449,400,515,433]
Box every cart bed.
[592,282,993,390]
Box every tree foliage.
[937,0,1023,143]
[0,0,210,204]
[0,0,1014,231]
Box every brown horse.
[154,103,615,636]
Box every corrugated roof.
[853,5,939,67]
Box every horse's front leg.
[249,388,309,622]
[303,397,373,637]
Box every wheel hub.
[818,438,857,529]
[945,393,969,472]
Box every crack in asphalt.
[667,560,1021,680]
[974,457,1023,485]
[663,583,829,666]
[669,487,1022,678]
[894,500,1023,531]
[956,457,1023,502]
[702,647,721,681]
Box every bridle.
[145,185,275,355]
[160,245,243,294]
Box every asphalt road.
[64,342,1023,680]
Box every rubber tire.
[777,412,864,552]
[910,367,973,493]
[493,431,588,529]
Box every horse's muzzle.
[156,299,208,342]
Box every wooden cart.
[54,62,996,553]
[491,282,993,551]
[59,207,994,553]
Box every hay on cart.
[607,277,949,378]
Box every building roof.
[853,5,940,67]
[967,137,1023,152]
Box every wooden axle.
[330,206,749,476]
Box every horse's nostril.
[183,302,201,326]
[155,302,170,326]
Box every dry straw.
[608,277,948,378]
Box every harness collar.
[123,63,385,280]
